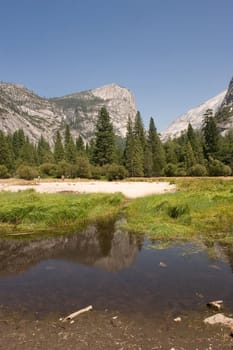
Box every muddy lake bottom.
[0,222,233,349]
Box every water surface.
[0,220,233,318]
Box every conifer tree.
[134,111,146,150]
[76,135,85,155]
[202,109,220,158]
[12,129,26,159]
[92,107,116,166]
[187,123,204,164]
[148,117,165,176]
[37,135,53,164]
[0,131,12,170]
[64,125,77,163]
[124,117,135,176]
[18,137,37,166]
[144,138,153,177]
[54,131,64,163]
[184,141,196,169]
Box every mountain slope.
[0,83,137,145]
[161,90,227,141]
[216,77,233,134]
[0,83,65,145]
[51,83,137,140]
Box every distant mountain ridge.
[161,90,227,141]
[0,82,137,145]
[161,76,233,141]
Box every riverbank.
[0,179,175,198]
[0,306,232,350]
[0,178,233,242]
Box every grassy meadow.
[124,178,233,243]
[0,178,233,242]
[0,190,124,237]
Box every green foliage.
[76,156,91,178]
[187,164,207,176]
[0,165,10,178]
[92,107,116,166]
[0,191,124,235]
[54,131,64,162]
[148,117,165,176]
[90,165,103,179]
[163,163,178,177]
[17,165,39,180]
[167,204,190,218]
[103,163,128,181]
[124,178,233,241]
[208,158,232,176]
[39,163,57,177]
[37,135,53,164]
[202,109,220,158]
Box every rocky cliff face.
[160,90,227,141]
[161,76,233,141]
[220,77,233,109]
[0,82,66,145]
[0,82,137,145]
[52,83,137,140]
[216,77,233,134]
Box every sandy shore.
[0,180,175,198]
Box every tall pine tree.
[92,107,116,166]
[148,117,165,176]
[202,109,220,158]
[54,131,64,163]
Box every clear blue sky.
[0,0,232,131]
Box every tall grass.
[1,178,233,242]
[124,178,233,242]
[0,190,124,237]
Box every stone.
[204,313,233,329]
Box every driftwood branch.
[62,305,93,322]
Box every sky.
[0,0,233,132]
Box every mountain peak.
[160,90,227,141]
[0,82,137,146]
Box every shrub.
[54,161,71,178]
[163,163,177,177]
[90,165,103,179]
[103,164,128,181]
[0,165,10,178]
[39,163,57,177]
[167,204,190,218]
[17,166,39,180]
[76,157,91,178]
[187,164,207,177]
[208,159,232,176]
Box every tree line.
[0,107,232,180]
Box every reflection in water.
[0,222,233,318]
[0,219,141,275]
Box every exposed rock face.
[0,83,66,146]
[0,82,137,145]
[220,77,233,109]
[216,77,233,135]
[160,90,227,141]
[52,83,137,140]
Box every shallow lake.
[0,220,233,319]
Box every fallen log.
[62,305,93,322]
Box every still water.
[0,220,233,318]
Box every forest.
[0,107,232,180]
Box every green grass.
[1,178,233,243]
[0,190,124,238]
[124,178,233,243]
